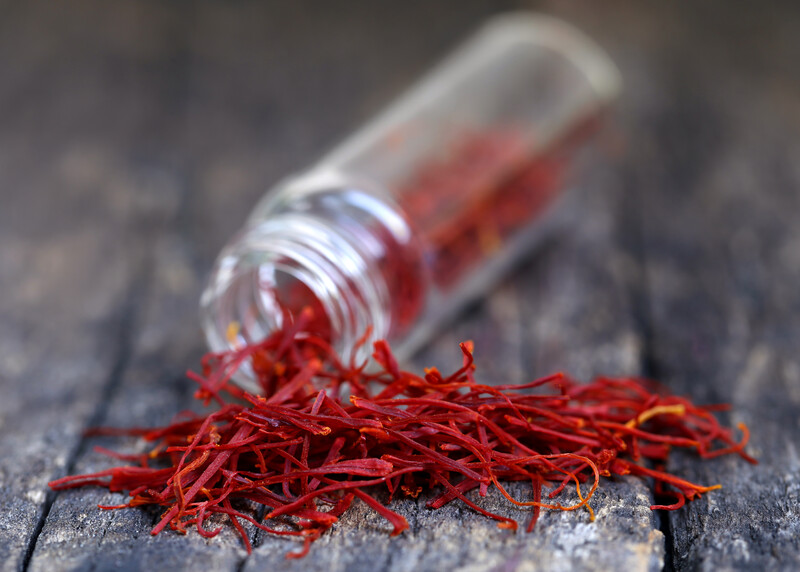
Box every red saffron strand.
[49,327,756,558]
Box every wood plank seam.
[20,256,156,572]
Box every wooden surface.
[1,1,798,570]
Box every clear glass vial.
[201,13,621,390]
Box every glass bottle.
[200,13,621,391]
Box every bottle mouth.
[200,214,389,392]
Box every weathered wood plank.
[7,3,247,571]
[0,187,138,572]
[0,2,217,571]
[608,2,800,569]
[28,227,252,572]
[641,90,800,570]
[0,23,165,568]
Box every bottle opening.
[207,260,339,354]
[256,266,333,344]
[201,209,392,391]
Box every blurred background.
[2,1,800,570]
[3,0,799,395]
[2,0,798,368]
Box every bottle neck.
[202,211,390,360]
[200,176,428,390]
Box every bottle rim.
[200,213,389,392]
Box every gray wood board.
[620,8,800,569]
[1,1,798,571]
[0,3,178,565]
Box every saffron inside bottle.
[200,13,621,391]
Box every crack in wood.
[20,260,154,572]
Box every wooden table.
[2,1,799,570]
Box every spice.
[50,311,755,558]
[396,128,571,290]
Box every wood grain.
[625,9,800,568]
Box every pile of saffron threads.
[50,311,756,558]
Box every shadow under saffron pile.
[49,313,756,558]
